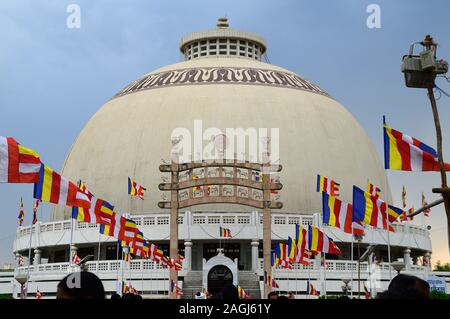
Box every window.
[230,45,237,50]
[223,216,235,224]
[208,216,220,224]
[157,217,169,225]
[237,216,250,224]
[193,216,206,224]
[210,45,216,50]
[274,216,286,225]
[143,217,155,225]
[219,44,227,50]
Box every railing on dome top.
[15,214,430,239]
[14,258,429,276]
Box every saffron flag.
[0,136,41,183]
[307,226,342,254]
[33,165,91,208]
[352,186,394,232]
[219,226,232,238]
[422,193,431,217]
[316,174,340,196]
[128,177,146,199]
[383,118,450,171]
[18,198,24,226]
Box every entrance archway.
[207,265,233,295]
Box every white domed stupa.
[9,18,434,299]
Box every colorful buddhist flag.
[352,186,394,232]
[72,252,81,265]
[72,196,114,224]
[307,226,342,254]
[402,186,407,209]
[238,286,250,299]
[33,165,91,208]
[322,192,356,234]
[0,136,41,183]
[18,255,24,266]
[316,174,340,197]
[367,182,381,199]
[383,117,450,171]
[128,177,146,199]
[387,204,405,223]
[422,193,431,217]
[294,224,312,265]
[307,280,320,296]
[36,289,42,300]
[32,199,39,225]
[219,226,232,238]
[18,198,24,226]
[121,281,129,295]
[119,218,138,243]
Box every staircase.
[181,271,203,299]
[238,271,261,299]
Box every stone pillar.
[184,241,192,271]
[403,248,411,271]
[33,249,41,266]
[251,240,259,273]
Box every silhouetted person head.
[221,284,239,300]
[110,293,121,300]
[268,291,278,299]
[414,278,430,298]
[56,271,105,299]
[377,274,429,299]
[388,274,417,291]
[278,295,288,300]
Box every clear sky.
[1,0,449,266]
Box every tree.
[434,260,450,271]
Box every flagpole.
[383,178,393,281]
[307,263,311,300]
[96,232,101,276]
[116,240,119,294]
[25,210,34,299]
[323,252,327,298]
[350,229,355,299]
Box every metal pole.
[25,222,33,299]
[427,85,450,251]
[169,155,179,299]
[350,231,354,298]
[97,232,101,276]
[262,155,272,299]
[357,240,361,299]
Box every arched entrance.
[207,265,233,295]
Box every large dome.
[53,20,388,220]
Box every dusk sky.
[1,0,449,265]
